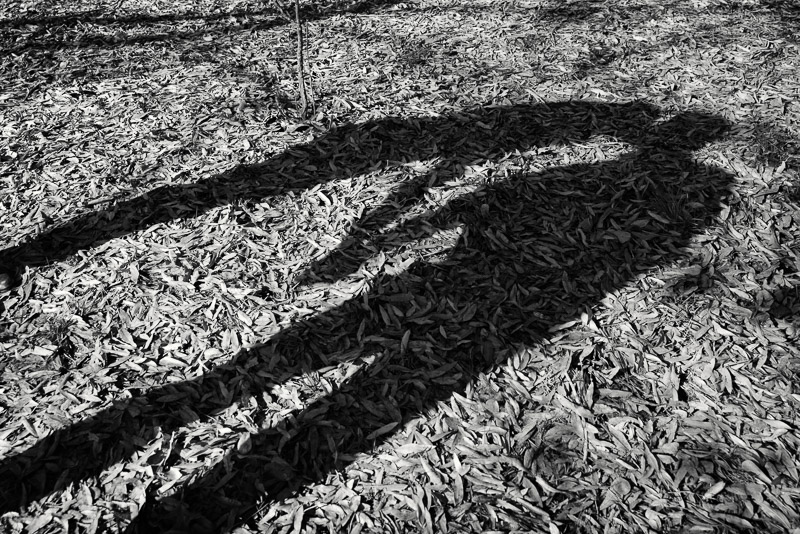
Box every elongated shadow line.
[0,0,404,55]
[0,6,278,29]
[1,17,283,56]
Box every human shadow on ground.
[0,102,733,532]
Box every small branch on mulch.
[294,0,313,119]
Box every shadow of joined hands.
[0,101,733,533]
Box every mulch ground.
[1,0,800,532]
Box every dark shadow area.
[0,101,657,273]
[0,0,396,28]
[532,0,799,39]
[0,0,403,56]
[0,5,276,29]
[0,102,734,532]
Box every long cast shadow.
[0,102,733,532]
[0,5,276,29]
[0,102,648,275]
[0,0,403,56]
[0,0,392,28]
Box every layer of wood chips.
[1,0,800,532]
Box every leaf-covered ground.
[1,0,800,532]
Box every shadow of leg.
[128,306,481,533]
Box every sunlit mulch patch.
[1,0,800,532]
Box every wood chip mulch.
[1,0,800,532]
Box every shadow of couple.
[0,101,733,532]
